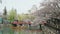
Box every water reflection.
[0,24,43,34]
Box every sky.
[0,0,43,14]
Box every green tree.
[17,14,23,21]
[8,8,17,22]
[17,14,28,21]
[17,14,35,21]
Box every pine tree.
[3,7,7,20]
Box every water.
[3,29,43,34]
[1,24,43,34]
